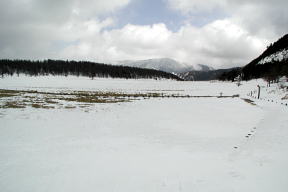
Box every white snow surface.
[258,49,288,65]
[0,75,288,192]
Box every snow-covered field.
[0,75,288,192]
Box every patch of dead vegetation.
[0,88,242,110]
[242,98,256,106]
[64,105,77,109]
[0,89,135,109]
[45,99,59,104]
[0,89,20,98]
[58,96,129,104]
[31,103,55,109]
[0,93,17,98]
[1,101,26,108]
[281,94,288,100]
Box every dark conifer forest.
[0,59,183,81]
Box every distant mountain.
[118,58,213,74]
[219,34,288,81]
[197,64,215,72]
[180,68,241,81]
[0,59,183,81]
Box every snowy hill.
[219,34,288,81]
[242,34,288,80]
[117,58,213,74]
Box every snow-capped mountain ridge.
[117,58,213,73]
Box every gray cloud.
[0,0,130,59]
[0,0,286,69]
[168,0,288,40]
[232,0,288,39]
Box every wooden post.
[257,85,260,99]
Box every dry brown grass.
[281,94,288,100]
[0,89,20,98]
[31,103,55,109]
[1,101,26,108]
[0,88,241,110]
[242,98,256,106]
[64,105,77,109]
[0,89,134,109]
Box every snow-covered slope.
[235,33,288,80]
[117,58,213,73]
[258,49,288,65]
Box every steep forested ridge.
[0,59,183,80]
[219,34,288,81]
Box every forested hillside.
[0,59,183,80]
[219,34,288,81]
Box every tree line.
[0,59,183,80]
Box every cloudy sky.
[0,0,287,68]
